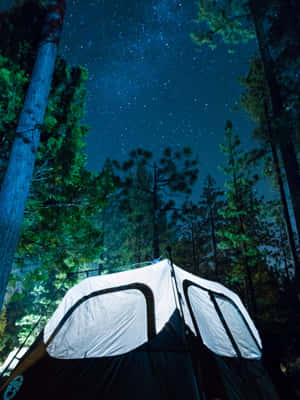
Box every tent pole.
[166,247,207,400]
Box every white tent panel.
[46,290,148,359]
[44,260,176,359]
[215,296,261,359]
[173,265,262,359]
[44,259,262,360]
[188,286,237,357]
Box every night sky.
[2,0,267,195]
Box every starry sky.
[2,0,265,194]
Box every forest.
[0,0,300,398]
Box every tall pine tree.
[218,121,267,315]
[192,0,300,269]
[200,174,225,279]
[0,0,66,311]
[239,56,300,292]
[113,148,198,260]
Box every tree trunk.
[209,207,219,278]
[230,142,257,316]
[239,215,257,317]
[280,226,291,282]
[270,142,300,272]
[262,94,300,287]
[135,223,142,263]
[265,124,300,288]
[249,0,300,247]
[191,222,197,273]
[0,0,66,311]
[152,164,160,259]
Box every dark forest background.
[0,0,300,397]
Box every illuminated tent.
[1,259,279,400]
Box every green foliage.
[0,53,28,173]
[0,1,115,364]
[172,201,207,274]
[238,56,266,124]
[0,308,7,353]
[0,51,112,272]
[217,122,270,308]
[191,0,255,52]
[192,0,300,153]
[101,165,155,268]
[4,59,109,272]
[104,147,198,263]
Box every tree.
[248,0,300,247]
[200,174,225,279]
[101,161,155,269]
[218,121,268,315]
[239,56,300,292]
[113,147,199,259]
[0,0,66,311]
[265,200,295,286]
[173,176,228,281]
[191,0,255,51]
[0,44,110,277]
[0,2,115,356]
[0,153,114,365]
[0,308,7,355]
[192,0,300,272]
[172,201,207,274]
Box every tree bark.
[0,0,66,311]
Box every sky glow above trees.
[53,0,257,186]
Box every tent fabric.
[173,266,262,359]
[2,313,279,400]
[1,259,281,400]
[45,260,176,358]
[43,259,261,360]
[213,356,280,400]
[9,312,204,400]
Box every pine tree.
[265,200,294,285]
[248,0,300,249]
[113,147,198,260]
[172,201,207,274]
[0,56,110,277]
[0,5,115,347]
[101,161,154,269]
[218,121,267,315]
[0,308,7,355]
[0,0,66,311]
[239,56,300,294]
[200,174,225,279]
[192,0,300,269]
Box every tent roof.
[44,259,262,360]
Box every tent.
[1,259,279,400]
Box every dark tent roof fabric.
[44,259,261,360]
